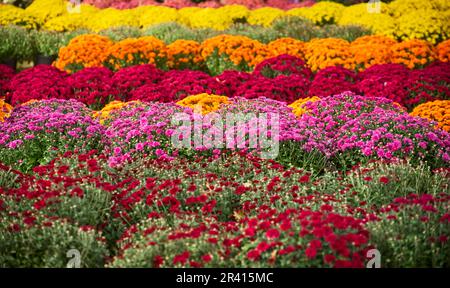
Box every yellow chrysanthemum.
[25,0,67,26]
[388,0,444,18]
[289,96,321,117]
[177,94,229,115]
[288,2,344,25]
[247,7,286,27]
[85,8,139,32]
[139,6,179,28]
[177,7,203,27]
[93,100,143,124]
[0,4,38,29]
[394,9,448,44]
[338,3,396,38]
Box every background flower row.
[53,34,450,75]
[1,56,449,111]
[1,0,448,43]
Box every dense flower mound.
[0,99,106,172]
[303,38,355,72]
[201,35,269,75]
[66,67,118,109]
[350,35,398,71]
[288,96,321,118]
[1,148,448,267]
[390,39,436,69]
[55,34,448,75]
[111,64,164,100]
[54,34,114,73]
[308,66,358,98]
[176,93,230,114]
[3,0,449,44]
[253,54,313,79]
[436,39,450,62]
[215,70,253,96]
[131,70,228,102]
[233,74,310,102]
[0,65,15,97]
[411,100,450,132]
[166,39,205,70]
[93,100,145,124]
[8,65,72,106]
[104,102,188,166]
[266,38,306,60]
[105,36,168,71]
[293,92,450,167]
[357,62,450,109]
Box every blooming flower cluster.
[176,93,230,114]
[3,57,450,109]
[1,0,449,270]
[0,65,15,98]
[55,34,446,74]
[0,99,106,171]
[410,100,450,132]
[54,34,114,73]
[7,65,72,106]
[294,92,450,166]
[2,0,448,44]
[1,147,448,267]
[0,98,13,122]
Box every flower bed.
[0,96,449,267]
[0,0,449,269]
[1,0,449,44]
[2,58,449,110]
[53,34,446,75]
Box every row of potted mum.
[0,25,86,70]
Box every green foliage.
[323,24,372,41]
[142,22,199,44]
[31,30,64,56]
[366,202,450,267]
[276,141,328,174]
[99,26,142,42]
[0,217,109,268]
[0,25,34,61]
[224,23,279,44]
[0,168,20,189]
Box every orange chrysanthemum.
[350,35,398,71]
[410,100,450,132]
[266,38,305,61]
[391,39,435,69]
[167,40,205,70]
[55,34,114,73]
[303,38,355,72]
[201,35,269,74]
[105,36,167,71]
[435,39,450,63]
[0,98,13,122]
